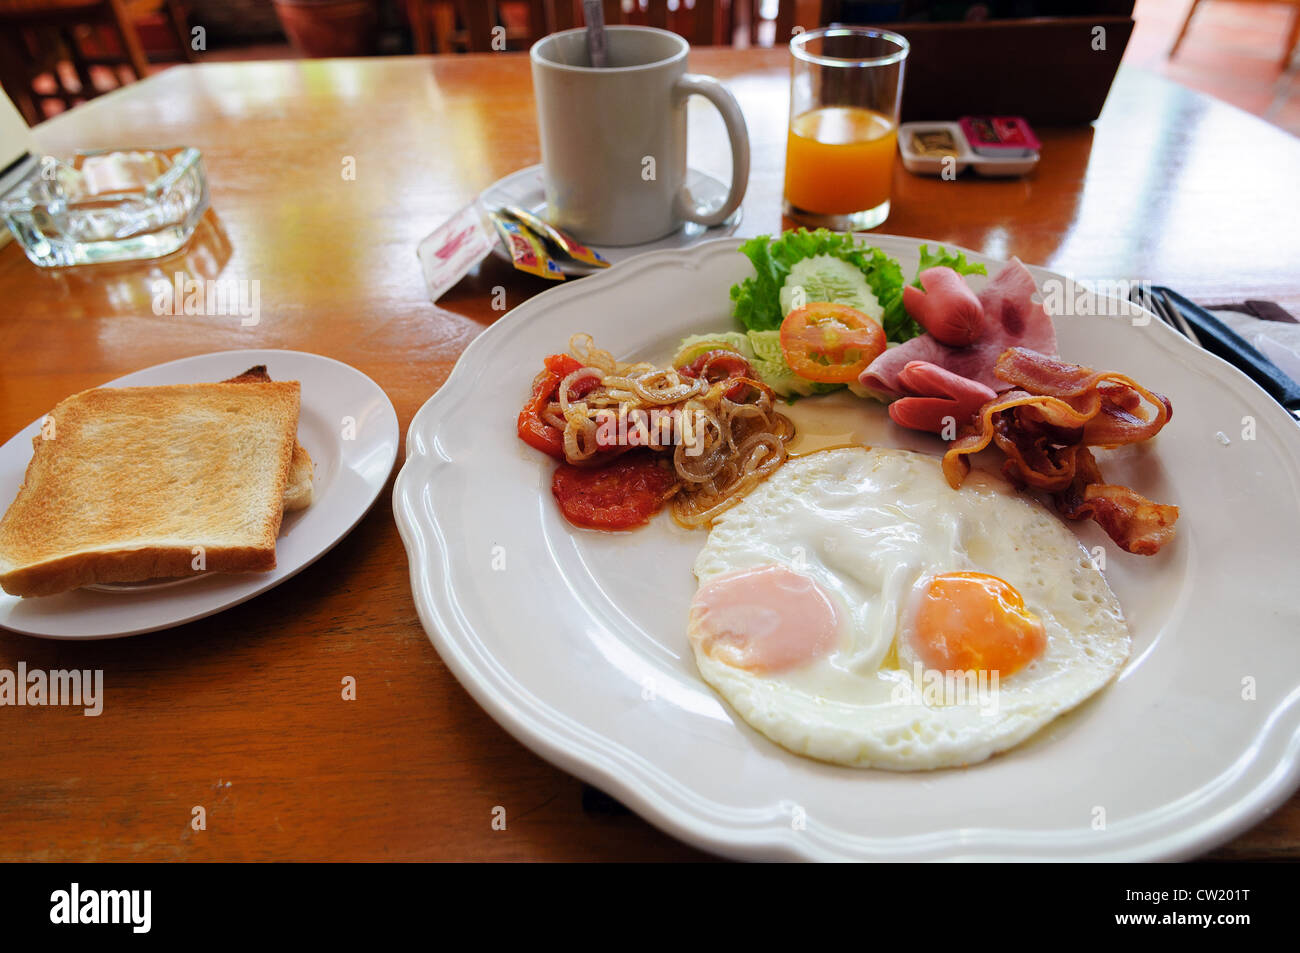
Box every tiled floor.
[25,1,1300,137]
[1128,0,1300,135]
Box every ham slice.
[860,258,1058,397]
[887,361,997,434]
[902,267,983,346]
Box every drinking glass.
[783,27,909,231]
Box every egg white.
[689,446,1130,771]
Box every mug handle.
[671,74,750,228]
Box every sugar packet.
[416,200,499,304]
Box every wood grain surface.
[0,51,1297,861]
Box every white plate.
[0,349,398,639]
[481,163,742,275]
[393,237,1300,861]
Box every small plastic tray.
[898,121,1039,178]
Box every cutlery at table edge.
[1131,285,1300,421]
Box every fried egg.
[687,447,1130,770]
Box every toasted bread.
[282,450,314,512]
[222,366,314,511]
[0,379,301,597]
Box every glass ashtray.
[0,146,209,267]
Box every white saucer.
[480,163,743,275]
[0,349,398,639]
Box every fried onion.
[549,335,793,527]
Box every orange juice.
[784,106,897,215]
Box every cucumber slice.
[779,254,884,320]
[744,330,841,397]
[671,331,755,368]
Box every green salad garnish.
[728,228,987,344]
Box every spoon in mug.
[583,0,609,68]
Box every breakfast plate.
[0,349,399,639]
[393,236,1300,861]
[481,164,742,274]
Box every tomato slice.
[518,367,565,458]
[779,302,886,384]
[552,451,678,530]
[543,353,581,379]
[679,349,751,381]
[517,354,602,460]
[678,348,755,401]
[543,354,602,398]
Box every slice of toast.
[0,379,301,597]
[222,366,313,511]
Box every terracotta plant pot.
[273,0,379,58]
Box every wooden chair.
[548,1,723,46]
[551,2,799,48]
[729,0,797,48]
[0,0,195,124]
[1168,0,1300,69]
[408,1,799,53]
[409,0,549,53]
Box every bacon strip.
[941,348,1178,555]
[941,389,1095,488]
[994,347,1173,447]
[1053,449,1179,556]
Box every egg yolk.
[911,572,1046,677]
[690,565,841,674]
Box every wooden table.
[1,51,1298,861]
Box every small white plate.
[481,163,743,275]
[394,236,1300,861]
[0,349,398,639]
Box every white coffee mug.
[530,26,750,247]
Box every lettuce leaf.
[729,230,989,347]
[730,229,906,338]
[915,244,986,281]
